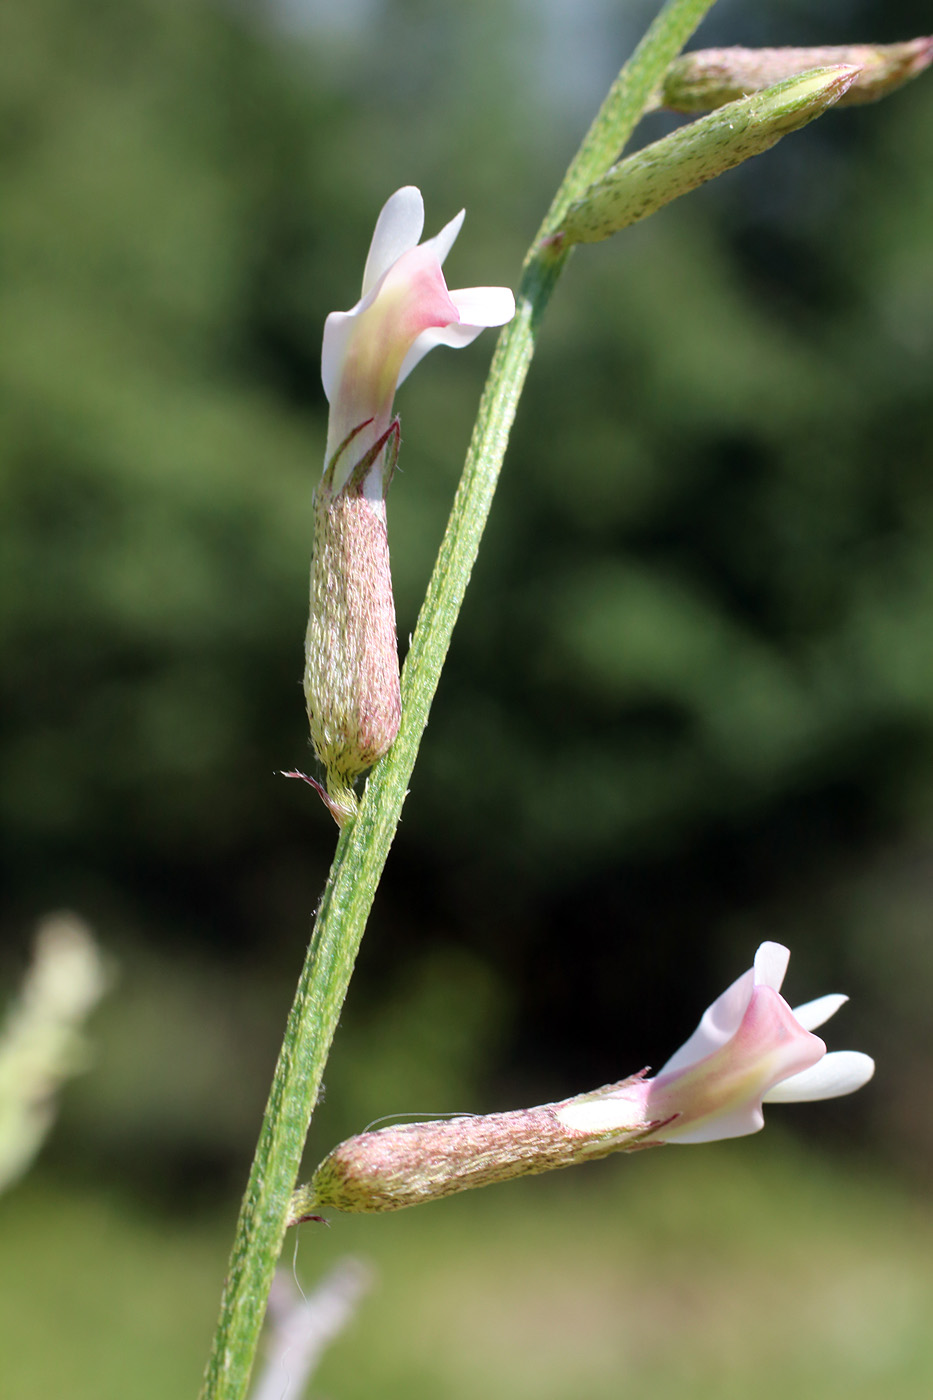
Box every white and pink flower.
[302,187,513,823]
[300,941,875,1212]
[558,942,874,1145]
[321,185,515,494]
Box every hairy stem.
[198,2,717,1396]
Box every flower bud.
[653,38,933,114]
[556,67,858,247]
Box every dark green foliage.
[2,0,931,1182]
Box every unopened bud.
[556,67,858,248]
[652,38,933,113]
[303,421,402,825]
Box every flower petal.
[791,993,848,1032]
[762,1050,875,1103]
[321,310,358,405]
[658,967,755,1075]
[395,326,471,388]
[395,288,515,387]
[361,186,425,298]
[420,208,465,267]
[450,286,517,326]
[661,1101,766,1144]
[656,981,824,1134]
[753,941,790,991]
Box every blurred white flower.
[0,913,110,1192]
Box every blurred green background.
[2,0,933,1394]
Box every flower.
[321,185,515,493]
[302,187,514,823]
[557,942,874,1145]
[295,941,875,1214]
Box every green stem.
[198,2,717,1396]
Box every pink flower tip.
[321,186,515,488]
[652,941,875,1143]
[558,942,874,1147]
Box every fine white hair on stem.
[249,1258,373,1400]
